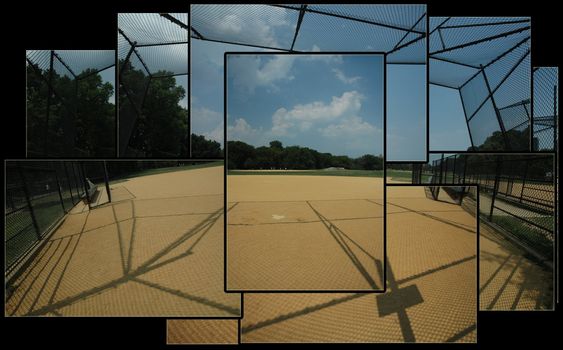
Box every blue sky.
[429,85,471,150]
[386,64,427,161]
[190,39,276,143]
[226,54,384,158]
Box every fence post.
[520,158,529,203]
[103,161,112,203]
[53,161,66,213]
[44,50,54,155]
[439,154,445,184]
[489,156,502,221]
[462,155,468,184]
[554,84,558,151]
[17,163,41,240]
[81,162,91,210]
[63,161,75,204]
[452,155,457,183]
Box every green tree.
[191,134,222,158]
[119,61,188,157]
[27,63,115,157]
[227,141,256,169]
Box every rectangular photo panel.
[225,53,385,292]
[190,4,427,161]
[238,185,477,343]
[5,160,241,317]
[409,153,555,310]
[26,50,116,157]
[117,13,189,158]
[429,17,531,152]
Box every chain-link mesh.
[4,161,112,274]
[118,13,189,157]
[417,154,555,259]
[533,67,558,151]
[26,50,116,157]
[429,17,531,151]
[191,4,427,62]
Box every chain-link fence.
[533,67,558,151]
[413,154,554,259]
[191,5,427,158]
[118,13,189,157]
[429,18,531,151]
[26,50,116,157]
[5,161,111,275]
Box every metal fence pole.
[17,163,41,240]
[462,155,468,184]
[554,84,558,151]
[439,154,445,184]
[520,158,529,203]
[52,161,66,213]
[489,157,502,221]
[452,155,457,183]
[44,50,54,155]
[80,162,91,210]
[63,161,75,204]
[103,161,112,203]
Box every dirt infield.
[167,319,239,344]
[5,165,240,317]
[479,223,553,310]
[227,175,384,291]
[238,186,477,343]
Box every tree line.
[27,63,115,157]
[227,140,383,170]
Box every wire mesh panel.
[533,67,558,151]
[5,161,112,274]
[429,17,531,151]
[118,13,189,157]
[190,5,427,159]
[5,163,39,271]
[26,50,116,157]
[423,154,554,260]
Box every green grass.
[228,169,383,178]
[382,170,432,183]
[110,161,223,185]
[490,214,554,259]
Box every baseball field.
[5,163,240,316]
[227,173,385,291]
[170,186,478,343]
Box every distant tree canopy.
[227,140,383,170]
[471,127,530,151]
[27,64,115,157]
[119,59,188,157]
[191,134,223,158]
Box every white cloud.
[320,116,382,154]
[332,68,361,84]
[203,5,292,48]
[320,116,379,138]
[191,107,223,135]
[271,91,364,136]
[203,121,224,146]
[227,118,268,146]
[229,55,296,94]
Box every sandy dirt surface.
[227,175,384,291]
[5,165,241,317]
[239,186,477,343]
[479,223,553,310]
[167,319,239,344]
